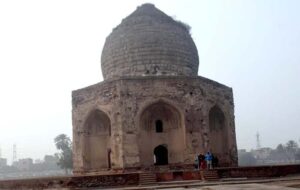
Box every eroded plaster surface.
[72,4,237,174]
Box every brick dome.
[101,4,199,80]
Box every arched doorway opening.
[209,105,228,158]
[83,109,111,170]
[154,145,168,165]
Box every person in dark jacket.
[194,154,199,169]
[212,154,219,168]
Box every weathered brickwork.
[72,3,237,174]
[101,4,199,80]
[72,76,237,173]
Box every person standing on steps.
[198,153,205,180]
[212,154,219,168]
[205,151,213,170]
[194,154,199,169]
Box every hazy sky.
[0,0,299,164]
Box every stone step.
[202,170,219,181]
[139,173,157,185]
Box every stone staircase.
[139,172,157,185]
[203,170,220,181]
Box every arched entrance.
[154,145,168,165]
[209,105,228,157]
[139,101,184,166]
[83,109,111,170]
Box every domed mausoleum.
[72,4,237,174]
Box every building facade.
[72,4,237,174]
[0,158,7,168]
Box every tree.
[286,140,298,152]
[238,152,257,166]
[286,140,298,161]
[54,134,73,174]
[295,150,300,161]
[268,144,289,162]
[276,144,285,153]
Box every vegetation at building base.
[238,140,300,166]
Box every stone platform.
[162,184,298,190]
[0,165,299,189]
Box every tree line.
[239,140,300,166]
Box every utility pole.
[256,132,261,150]
[13,144,17,162]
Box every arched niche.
[208,105,228,158]
[83,109,111,170]
[139,101,184,166]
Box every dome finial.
[139,3,155,8]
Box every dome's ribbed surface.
[101,4,199,79]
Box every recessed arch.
[209,105,228,158]
[83,109,111,170]
[139,100,184,166]
[139,101,182,131]
[209,106,225,130]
